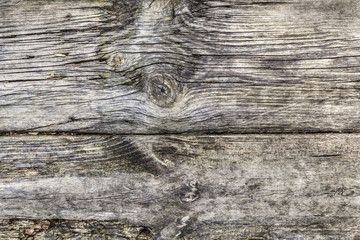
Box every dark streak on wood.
[0,219,154,240]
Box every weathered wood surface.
[1,0,360,133]
[2,0,360,239]
[0,134,359,239]
[0,219,154,240]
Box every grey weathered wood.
[0,134,359,239]
[1,0,360,134]
[2,0,360,239]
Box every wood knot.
[105,52,127,69]
[147,76,178,107]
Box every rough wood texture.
[2,0,360,239]
[1,0,360,134]
[0,134,359,239]
[0,219,154,240]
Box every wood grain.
[0,134,359,239]
[2,0,360,239]
[1,0,360,134]
[0,219,154,240]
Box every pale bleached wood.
[1,0,360,133]
[0,134,359,239]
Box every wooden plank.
[0,219,358,240]
[0,134,359,239]
[1,0,360,133]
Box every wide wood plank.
[0,134,359,239]
[1,0,360,134]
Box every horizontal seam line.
[0,130,358,137]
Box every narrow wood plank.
[1,0,360,134]
[0,219,358,240]
[1,134,359,239]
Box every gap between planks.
[1,130,360,137]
